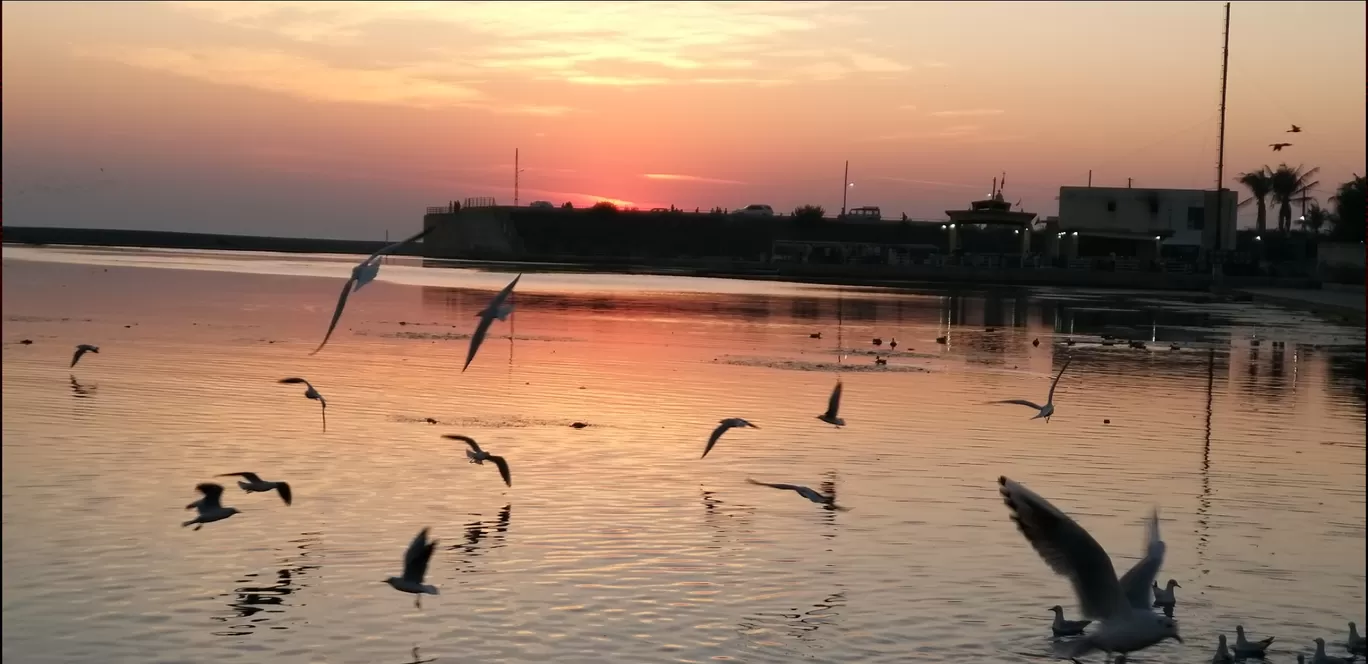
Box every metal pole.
[1213,2,1230,261]
[841,160,849,217]
[514,148,520,207]
[1087,170,1092,187]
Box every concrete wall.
[1316,241,1366,283]
[1058,187,1237,249]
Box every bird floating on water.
[1032,338,1040,347]
[278,377,327,431]
[70,344,99,368]
[311,226,435,355]
[1213,634,1234,664]
[817,380,845,427]
[1348,622,1366,656]
[1051,605,1092,637]
[746,478,849,511]
[1312,637,1354,664]
[217,472,293,505]
[988,356,1072,423]
[889,338,898,350]
[872,337,882,346]
[936,336,947,345]
[442,434,512,487]
[384,527,439,608]
[463,273,522,372]
[809,332,822,339]
[182,483,241,531]
[874,356,887,366]
[1151,579,1179,611]
[998,476,1181,659]
[1234,625,1275,658]
[701,418,758,459]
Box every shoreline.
[0,225,1322,294]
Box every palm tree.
[1268,163,1320,233]
[1236,167,1274,234]
[1299,202,1330,234]
[1328,174,1366,242]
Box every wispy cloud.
[643,173,746,185]
[870,124,1026,144]
[165,1,913,89]
[928,109,1005,118]
[872,176,982,190]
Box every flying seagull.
[441,434,512,487]
[988,355,1072,422]
[747,478,849,511]
[217,472,293,505]
[1117,508,1166,610]
[997,476,1182,659]
[311,226,435,355]
[1288,124,1301,133]
[182,483,241,531]
[817,379,845,427]
[278,377,327,431]
[384,527,439,608]
[463,273,522,372]
[1270,143,1292,152]
[70,344,99,368]
[701,418,759,459]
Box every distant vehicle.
[843,206,882,221]
[733,204,775,218]
[650,207,671,213]
[529,200,555,209]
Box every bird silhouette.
[1287,124,1301,133]
[1270,143,1292,151]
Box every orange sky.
[3,1,1365,239]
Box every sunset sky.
[3,1,1364,240]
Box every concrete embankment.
[0,226,409,257]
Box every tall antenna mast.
[514,148,520,207]
[1213,2,1230,260]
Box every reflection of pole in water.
[1198,346,1214,565]
[835,289,845,366]
[508,291,516,369]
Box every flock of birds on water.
[50,226,1364,663]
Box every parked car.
[733,204,775,218]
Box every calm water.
[3,246,1364,664]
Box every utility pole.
[841,160,849,217]
[1088,170,1092,187]
[1127,177,1133,189]
[1213,1,1231,264]
[514,148,520,207]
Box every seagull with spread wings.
[217,472,293,505]
[311,226,435,355]
[442,434,512,487]
[182,483,241,530]
[988,356,1072,422]
[384,527,439,608]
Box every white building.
[1056,186,1237,251]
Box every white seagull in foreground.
[70,344,99,368]
[310,226,435,355]
[462,273,522,372]
[701,418,759,459]
[217,472,293,505]
[817,380,845,427]
[1313,638,1355,664]
[1050,605,1092,636]
[989,356,1072,422]
[278,377,327,431]
[1234,625,1275,658]
[998,476,1182,659]
[182,483,241,531]
[441,434,512,487]
[746,478,849,511]
[384,527,439,608]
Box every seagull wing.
[70,347,88,368]
[279,377,313,389]
[462,313,496,373]
[992,399,1045,410]
[1047,356,1073,404]
[489,455,512,487]
[825,380,843,419]
[310,275,358,355]
[441,434,482,454]
[275,482,293,505]
[1117,508,1166,609]
[747,478,801,492]
[486,273,523,312]
[998,476,1129,621]
[196,483,225,510]
[369,226,434,262]
[702,421,734,459]
[218,472,263,483]
[402,527,437,584]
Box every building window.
[1106,201,1117,212]
[1186,206,1205,230]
